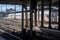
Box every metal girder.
[0,0,20,4]
[0,0,58,5]
[0,0,30,5]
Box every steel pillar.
[41,0,44,27]
[49,0,52,28]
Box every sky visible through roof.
[0,4,58,12]
[0,4,30,12]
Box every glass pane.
[43,6,49,28]
[43,0,49,28]
[16,5,22,11]
[51,0,59,29]
[0,4,22,35]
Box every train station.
[0,0,60,40]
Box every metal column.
[38,5,40,22]
[22,2,24,31]
[41,0,44,27]
[38,5,40,25]
[49,0,52,28]
[22,0,27,31]
[25,2,28,28]
[30,0,33,31]
[30,0,37,30]
[34,0,37,26]
[58,0,60,30]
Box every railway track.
[0,18,59,40]
[0,18,58,33]
[0,29,22,40]
[0,18,23,40]
[0,18,22,32]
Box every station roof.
[0,0,59,5]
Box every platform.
[0,36,5,40]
